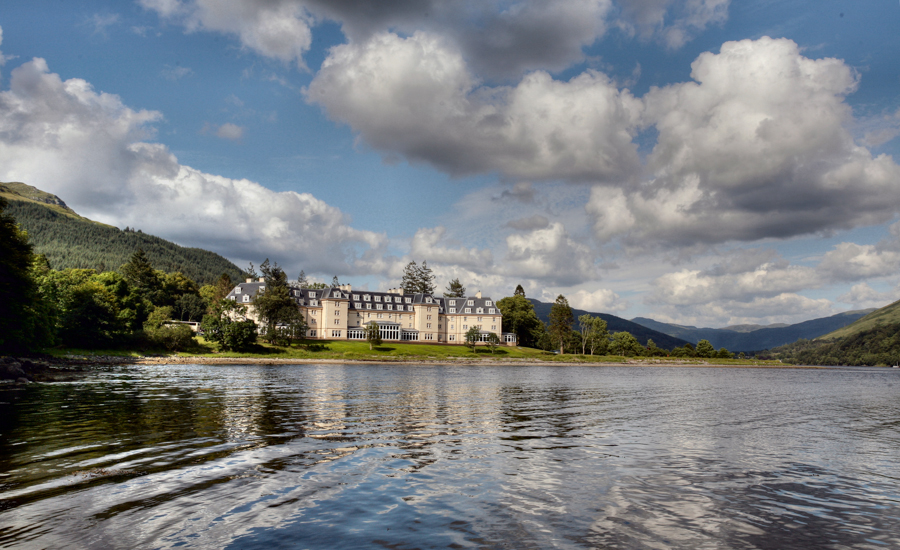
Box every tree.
[332,275,340,288]
[255,259,304,345]
[0,197,53,353]
[401,261,420,294]
[418,261,436,294]
[143,305,195,351]
[717,347,734,359]
[514,284,525,297]
[646,339,667,357]
[465,325,481,352]
[610,331,644,357]
[587,317,609,355]
[297,270,308,287]
[201,300,257,351]
[120,248,163,306]
[497,294,543,347]
[444,278,466,297]
[548,295,574,354]
[696,339,716,358]
[579,314,593,355]
[245,262,258,279]
[486,332,501,353]
[365,321,382,350]
[174,293,206,322]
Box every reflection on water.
[1,365,899,549]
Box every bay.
[1,364,898,549]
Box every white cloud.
[88,13,121,37]
[0,57,383,276]
[650,293,835,328]
[837,283,898,310]
[409,226,493,269]
[817,242,900,283]
[140,0,314,69]
[215,122,244,140]
[307,31,643,183]
[569,288,628,313]
[161,65,193,80]
[504,222,596,285]
[617,0,730,49]
[588,37,900,248]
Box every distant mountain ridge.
[2,181,243,285]
[631,309,875,352]
[528,299,690,350]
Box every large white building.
[226,280,517,346]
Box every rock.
[16,377,30,384]
[1,362,27,381]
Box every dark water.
[1,365,898,549]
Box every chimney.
[341,284,352,292]
[259,277,265,283]
[476,291,482,299]
[246,278,253,283]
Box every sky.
[1,0,899,328]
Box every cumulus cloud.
[215,122,244,140]
[837,283,898,310]
[0,57,383,275]
[569,288,628,313]
[505,214,550,231]
[650,292,835,328]
[588,37,900,247]
[140,0,314,69]
[307,31,642,182]
[617,0,730,49]
[495,181,535,203]
[409,226,493,269]
[161,64,193,80]
[504,222,596,285]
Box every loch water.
[0,364,898,549]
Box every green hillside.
[3,182,243,285]
[819,298,900,341]
[770,299,900,366]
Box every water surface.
[1,364,898,549]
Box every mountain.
[771,299,900,366]
[631,309,875,353]
[2,181,243,285]
[528,299,690,350]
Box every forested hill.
[631,309,873,353]
[771,299,900,366]
[2,182,243,285]
[527,299,690,350]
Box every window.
[355,303,361,309]
[259,286,265,291]
[485,301,492,306]
[467,300,474,306]
[243,295,249,303]
[377,313,383,319]
[309,330,316,337]
[335,319,340,325]
[489,308,495,314]
[364,295,371,301]
[449,335,455,341]
[464,308,471,314]
[463,325,468,330]
[451,325,455,330]
[476,308,483,314]
[427,315,432,320]
[366,303,371,309]
[387,304,393,310]
[235,287,241,294]
[405,298,412,303]
[353,294,359,300]
[335,310,340,315]
[332,330,341,338]
[492,325,497,330]
[426,323,431,328]
[376,304,383,310]
[385,296,393,303]
[449,308,456,313]
[449,300,456,306]
[309,292,315,298]
[374,295,381,302]
[425,333,433,340]
[427,307,432,312]
[478,317,482,322]
[311,311,317,316]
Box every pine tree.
[514,284,525,297]
[297,270,307,287]
[444,278,466,297]
[418,260,436,294]
[401,261,420,294]
[548,294,574,354]
[332,275,340,288]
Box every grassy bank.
[46,339,789,366]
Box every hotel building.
[226,280,517,346]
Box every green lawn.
[46,339,787,366]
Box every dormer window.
[366,303,371,309]
[449,308,456,313]
[235,287,241,294]
[353,294,359,300]
[375,295,381,302]
[476,308,483,314]
[485,301,492,306]
[467,300,474,306]
[448,300,455,306]
[426,297,432,303]
[405,298,412,303]
[376,304,383,310]
[387,304,393,310]
[489,308,496,314]
[308,292,315,298]
[465,308,471,313]
[364,295,371,301]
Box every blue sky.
[1,0,899,327]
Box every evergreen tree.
[332,275,340,288]
[444,278,466,297]
[418,261,436,294]
[497,294,543,348]
[696,339,716,358]
[298,270,307,287]
[548,294,574,354]
[255,259,305,345]
[121,248,163,304]
[514,284,526,297]
[245,262,258,279]
[401,261,420,294]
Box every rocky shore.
[0,355,98,383]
